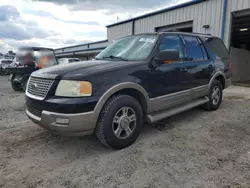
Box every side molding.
[93,82,150,120]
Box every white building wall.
[54,49,63,53]
[107,21,133,42]
[134,0,223,37]
[64,45,88,52]
[56,0,250,57]
[224,0,250,48]
[55,41,108,56]
[89,41,109,48]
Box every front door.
[148,34,193,111]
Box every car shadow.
[37,107,205,155]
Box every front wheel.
[202,80,223,111]
[11,82,22,91]
[22,79,28,91]
[95,95,143,150]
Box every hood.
[32,60,139,79]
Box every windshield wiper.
[102,55,128,61]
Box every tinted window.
[183,36,204,61]
[159,35,184,58]
[205,38,229,59]
[69,59,80,63]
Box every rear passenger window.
[183,36,204,61]
[205,38,229,59]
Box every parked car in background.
[6,47,58,91]
[58,58,81,64]
[0,59,13,75]
[0,64,3,75]
[25,32,231,149]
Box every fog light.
[55,118,69,125]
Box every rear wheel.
[11,82,22,91]
[95,95,143,149]
[202,80,223,111]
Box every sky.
[0,0,191,53]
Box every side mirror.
[154,50,180,65]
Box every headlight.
[55,80,92,97]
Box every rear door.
[181,35,214,98]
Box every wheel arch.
[209,72,226,90]
[93,82,150,120]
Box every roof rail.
[166,30,212,36]
[191,32,212,36]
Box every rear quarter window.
[1,60,12,64]
[205,38,229,59]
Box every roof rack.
[163,30,213,37]
[191,32,212,36]
[167,30,212,36]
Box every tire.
[95,94,143,150]
[202,80,223,111]
[11,82,22,91]
[22,79,28,91]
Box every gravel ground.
[1,75,250,188]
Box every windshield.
[96,34,158,61]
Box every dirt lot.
[1,75,250,188]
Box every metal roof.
[106,0,207,28]
[55,46,106,55]
[55,39,108,51]
[19,46,54,51]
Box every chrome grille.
[27,77,54,99]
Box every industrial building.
[54,0,250,82]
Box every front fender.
[93,82,150,120]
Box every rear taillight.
[229,60,232,73]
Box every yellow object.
[164,60,174,64]
[80,82,92,96]
[55,80,92,97]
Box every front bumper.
[25,106,96,136]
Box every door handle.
[208,65,214,69]
[180,68,188,72]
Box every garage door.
[155,21,193,33]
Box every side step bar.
[145,97,209,124]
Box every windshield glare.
[96,34,158,61]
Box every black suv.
[25,32,231,149]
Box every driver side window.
[159,35,184,60]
